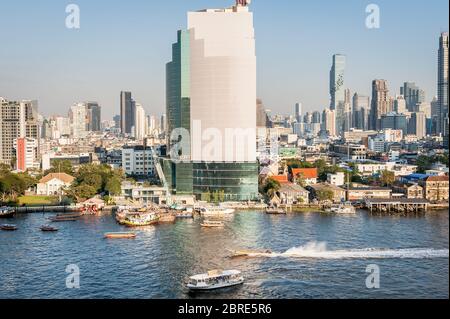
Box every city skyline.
[0,0,448,118]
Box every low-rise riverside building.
[392,183,424,199]
[36,173,75,196]
[419,176,449,202]
[308,183,346,203]
[278,182,310,205]
[346,187,392,202]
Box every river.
[0,210,448,299]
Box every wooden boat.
[48,216,78,222]
[1,224,18,231]
[265,207,287,215]
[0,207,15,218]
[40,225,59,232]
[104,232,137,239]
[56,212,84,218]
[158,214,176,223]
[187,270,244,291]
[201,220,225,228]
[122,212,160,227]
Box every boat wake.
[247,242,449,260]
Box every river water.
[0,210,448,299]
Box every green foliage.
[44,160,74,176]
[380,169,395,187]
[0,170,37,204]
[67,164,125,202]
[316,189,334,202]
[263,178,281,198]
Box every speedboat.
[201,220,225,228]
[187,270,244,291]
[0,207,14,218]
[326,202,356,215]
[229,249,272,258]
[1,224,18,231]
[199,207,235,218]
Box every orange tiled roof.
[271,175,289,183]
[292,168,318,179]
[39,173,75,184]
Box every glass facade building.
[163,2,259,202]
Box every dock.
[366,198,429,215]
[12,206,81,214]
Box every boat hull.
[104,233,136,239]
[187,280,244,291]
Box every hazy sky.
[0,0,448,119]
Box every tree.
[263,178,281,198]
[380,169,395,187]
[295,174,307,188]
[66,185,97,202]
[316,189,334,202]
[105,177,122,196]
[45,160,74,176]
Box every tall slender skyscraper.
[437,32,449,141]
[330,54,346,111]
[164,0,258,201]
[330,54,346,135]
[120,91,136,135]
[370,80,391,130]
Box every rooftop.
[39,173,75,184]
[292,168,318,179]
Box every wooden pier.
[366,198,429,215]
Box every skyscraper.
[408,112,427,140]
[120,91,136,135]
[370,80,391,130]
[134,103,147,140]
[69,103,88,138]
[295,102,302,123]
[352,93,370,131]
[164,0,258,201]
[330,54,346,135]
[400,82,425,111]
[86,102,101,132]
[330,54,346,111]
[394,95,407,114]
[437,32,449,142]
[322,109,336,137]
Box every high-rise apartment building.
[322,109,336,137]
[330,54,346,135]
[370,80,392,130]
[408,112,427,140]
[134,103,147,140]
[0,98,25,165]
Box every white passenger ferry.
[187,270,244,291]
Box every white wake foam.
[248,242,449,260]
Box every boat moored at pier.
[0,207,15,218]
